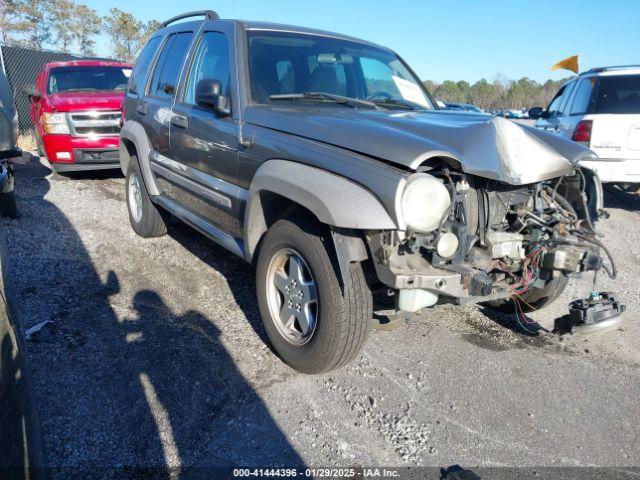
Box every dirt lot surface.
[4,155,640,477]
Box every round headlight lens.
[401,174,451,233]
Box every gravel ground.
[4,155,640,477]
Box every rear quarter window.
[594,75,640,114]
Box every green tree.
[104,8,159,61]
[469,79,495,110]
[103,7,143,61]
[141,19,161,45]
[49,0,75,52]
[73,3,101,55]
[423,74,573,111]
[423,79,439,94]
[11,0,50,48]
[0,0,30,43]
[434,80,463,103]
[455,80,471,101]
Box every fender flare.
[243,159,397,261]
[119,120,159,196]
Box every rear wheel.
[126,157,166,238]
[0,164,17,218]
[256,218,372,374]
[36,134,46,158]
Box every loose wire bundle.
[510,246,546,296]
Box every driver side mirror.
[528,107,544,119]
[22,85,41,100]
[195,79,230,117]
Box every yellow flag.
[551,55,580,74]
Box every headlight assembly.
[401,174,451,233]
[42,112,70,134]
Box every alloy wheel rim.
[128,174,143,223]
[265,248,318,345]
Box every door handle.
[161,83,175,95]
[171,114,188,129]
[136,103,148,115]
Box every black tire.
[618,183,640,194]
[125,157,166,238]
[0,191,18,218]
[256,218,372,374]
[485,273,569,313]
[0,165,17,218]
[36,134,46,158]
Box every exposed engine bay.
[369,162,616,315]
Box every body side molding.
[150,151,248,206]
[154,195,245,258]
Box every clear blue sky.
[83,0,640,83]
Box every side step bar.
[154,195,245,259]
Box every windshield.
[247,31,433,109]
[47,66,132,94]
[594,75,640,114]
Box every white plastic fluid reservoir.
[398,289,438,312]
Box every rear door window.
[570,78,596,115]
[128,36,162,96]
[594,75,640,114]
[149,32,194,100]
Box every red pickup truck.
[27,60,132,172]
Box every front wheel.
[485,273,569,313]
[256,218,372,374]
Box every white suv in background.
[530,65,640,186]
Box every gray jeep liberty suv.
[120,11,611,373]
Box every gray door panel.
[164,29,244,237]
[170,105,239,185]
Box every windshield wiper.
[269,92,381,110]
[372,98,428,111]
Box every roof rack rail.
[161,10,219,27]
[585,64,640,74]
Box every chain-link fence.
[0,43,110,135]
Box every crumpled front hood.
[47,91,124,112]
[245,106,596,185]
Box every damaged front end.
[368,162,614,314]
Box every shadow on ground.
[11,157,304,478]
[603,185,640,212]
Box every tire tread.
[126,157,167,238]
[256,216,371,374]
